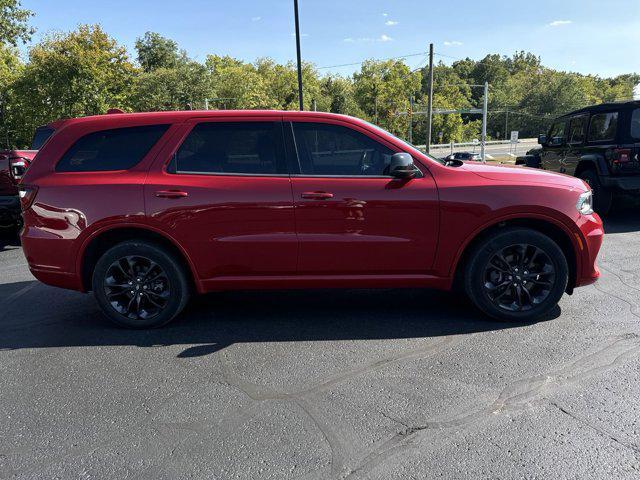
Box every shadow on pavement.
[0,282,556,357]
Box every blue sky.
[21,0,640,77]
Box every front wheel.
[464,228,568,322]
[92,241,190,328]
[578,169,612,215]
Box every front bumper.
[0,195,21,232]
[574,213,604,288]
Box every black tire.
[92,240,190,328]
[577,169,612,216]
[464,228,568,322]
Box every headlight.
[576,191,593,215]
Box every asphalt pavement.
[1,209,639,479]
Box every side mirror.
[389,153,419,179]
[10,158,28,181]
[538,134,547,145]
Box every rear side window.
[568,116,588,144]
[171,122,285,175]
[588,112,618,142]
[292,122,394,176]
[30,126,54,150]
[56,125,169,172]
[631,109,640,140]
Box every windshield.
[362,120,446,165]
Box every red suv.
[19,110,603,328]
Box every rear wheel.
[464,228,568,322]
[578,169,612,215]
[92,241,190,328]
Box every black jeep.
[526,101,640,214]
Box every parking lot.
[1,211,639,479]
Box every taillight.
[18,185,38,211]
[10,158,28,181]
[612,148,632,165]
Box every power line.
[317,51,427,70]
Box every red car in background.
[19,110,603,328]
[0,126,55,236]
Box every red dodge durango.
[19,110,603,328]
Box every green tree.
[9,25,136,146]
[135,31,187,72]
[0,0,33,46]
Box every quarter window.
[292,122,394,176]
[56,125,169,172]
[172,122,285,175]
[588,112,618,142]
[631,109,640,140]
[568,116,588,144]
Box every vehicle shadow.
[603,204,640,234]
[0,281,557,357]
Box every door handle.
[301,191,334,200]
[155,190,189,199]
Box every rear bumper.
[600,175,640,191]
[574,213,604,288]
[0,195,21,231]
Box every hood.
[459,161,587,190]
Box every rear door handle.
[155,190,189,199]
[301,191,334,200]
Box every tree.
[205,55,271,109]
[9,25,136,146]
[0,0,33,46]
[135,31,187,72]
[131,62,211,111]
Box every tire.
[92,240,190,328]
[464,228,568,322]
[577,169,612,216]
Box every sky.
[21,0,640,78]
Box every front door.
[145,118,297,281]
[286,119,439,276]
[541,119,568,172]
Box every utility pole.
[481,81,489,163]
[408,96,414,144]
[504,109,509,140]
[312,98,317,112]
[425,43,434,154]
[293,0,304,111]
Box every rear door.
[145,117,297,281]
[286,117,439,276]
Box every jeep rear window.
[30,126,54,150]
[631,109,640,140]
[588,112,618,142]
[56,125,169,172]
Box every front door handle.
[301,191,334,200]
[155,190,189,199]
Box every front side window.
[568,116,588,144]
[56,125,169,172]
[588,112,618,142]
[631,109,640,140]
[547,121,566,146]
[292,122,394,176]
[172,122,285,175]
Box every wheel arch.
[451,216,579,295]
[78,225,201,293]
[575,155,608,177]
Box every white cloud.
[344,34,393,43]
[548,20,572,27]
[251,16,262,22]
[443,40,463,46]
[382,12,389,17]
[385,20,399,26]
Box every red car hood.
[460,161,587,190]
